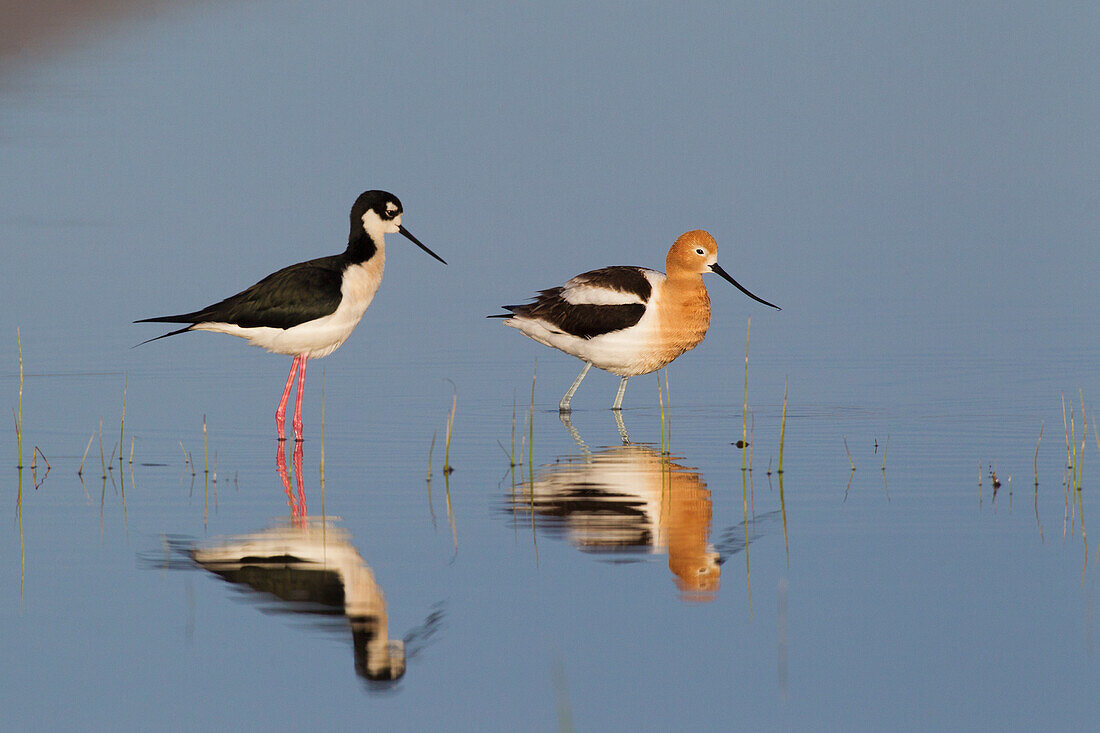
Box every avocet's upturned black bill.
[135,190,446,441]
[709,263,780,310]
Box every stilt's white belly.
[194,257,385,358]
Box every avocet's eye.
[695,248,706,256]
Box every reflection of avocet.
[190,519,406,685]
[508,442,721,601]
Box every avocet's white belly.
[516,317,660,377]
[194,256,385,358]
[507,292,663,377]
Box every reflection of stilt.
[276,439,307,522]
[190,519,407,685]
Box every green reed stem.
[427,430,437,481]
[15,327,23,469]
[528,360,536,474]
[98,418,106,479]
[119,376,126,471]
[742,318,750,472]
[1034,421,1044,488]
[443,383,457,475]
[778,378,787,474]
[657,371,666,455]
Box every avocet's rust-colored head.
[666,230,781,310]
[665,230,720,277]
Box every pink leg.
[275,355,303,441]
[275,439,307,524]
[292,438,307,519]
[292,355,308,442]
[275,440,294,510]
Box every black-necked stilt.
[136,190,446,440]
[492,230,779,412]
[190,519,406,682]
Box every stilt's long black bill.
[710,263,781,310]
[399,225,447,265]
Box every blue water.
[3,2,1100,730]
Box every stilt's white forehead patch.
[385,201,399,214]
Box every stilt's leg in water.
[292,356,308,442]
[559,362,593,413]
[276,355,303,441]
[611,376,629,411]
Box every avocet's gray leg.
[559,362,592,413]
[611,376,629,411]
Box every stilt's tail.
[132,324,194,348]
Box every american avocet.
[493,230,779,412]
[136,190,446,440]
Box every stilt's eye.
[695,248,705,255]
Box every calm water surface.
[3,3,1100,731]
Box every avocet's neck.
[652,273,712,365]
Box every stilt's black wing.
[136,255,347,331]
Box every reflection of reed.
[508,440,721,601]
[190,519,407,685]
[16,467,25,599]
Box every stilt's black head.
[349,190,403,240]
[347,189,447,265]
